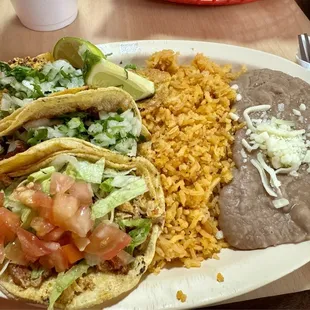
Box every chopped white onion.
[215,230,224,240]
[242,139,258,153]
[243,105,271,132]
[236,94,242,101]
[278,103,285,112]
[231,84,239,90]
[292,109,301,116]
[257,153,281,189]
[272,198,289,209]
[229,112,239,121]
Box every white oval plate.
[1,40,310,310]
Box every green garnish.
[118,218,152,255]
[28,166,56,182]
[31,269,45,280]
[99,178,114,193]
[48,262,89,310]
[91,178,148,219]
[27,128,48,146]
[0,60,84,116]
[124,64,137,80]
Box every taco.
[0,138,165,309]
[0,87,150,159]
[0,52,87,120]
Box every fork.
[298,33,310,63]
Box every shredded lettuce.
[111,175,141,188]
[91,178,148,219]
[48,262,89,310]
[31,268,45,280]
[76,160,104,184]
[2,177,35,227]
[20,208,35,228]
[118,218,152,255]
[4,195,34,228]
[103,167,136,178]
[63,163,79,179]
[51,155,79,171]
[99,178,114,193]
[118,218,151,229]
[41,179,51,194]
[28,166,56,182]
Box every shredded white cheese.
[241,148,247,159]
[276,167,296,175]
[242,139,258,153]
[242,105,310,206]
[243,105,271,132]
[236,94,242,102]
[231,84,239,91]
[257,153,281,190]
[299,104,306,111]
[250,159,278,197]
[289,170,299,177]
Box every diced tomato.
[85,223,131,260]
[16,228,60,262]
[62,244,84,264]
[0,236,4,264]
[39,248,69,272]
[14,188,53,220]
[0,207,21,233]
[0,226,15,243]
[65,206,93,238]
[57,232,72,246]
[68,182,93,207]
[72,234,90,252]
[0,207,21,242]
[43,227,65,242]
[50,172,75,195]
[4,240,28,266]
[0,192,4,208]
[30,217,55,237]
[53,193,79,227]
[32,191,53,219]
[38,255,53,270]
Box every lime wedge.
[53,37,104,69]
[86,57,155,101]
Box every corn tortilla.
[0,138,165,309]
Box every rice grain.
[139,50,245,272]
